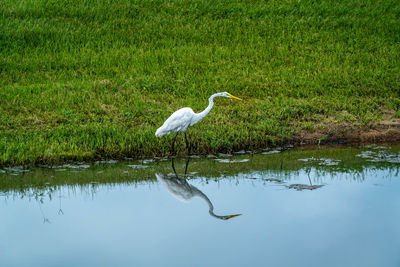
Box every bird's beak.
[225,214,242,220]
[227,94,242,101]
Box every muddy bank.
[293,117,400,145]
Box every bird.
[155,92,242,154]
[156,158,241,220]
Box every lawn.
[0,0,399,165]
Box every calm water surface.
[1,145,400,267]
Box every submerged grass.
[1,0,400,165]
[2,144,400,196]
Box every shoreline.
[294,126,400,146]
[2,126,400,168]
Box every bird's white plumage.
[155,107,195,137]
[155,172,194,203]
[155,92,241,139]
[155,92,241,153]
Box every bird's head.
[212,213,242,220]
[224,214,242,220]
[218,92,242,100]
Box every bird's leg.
[171,132,179,156]
[184,157,190,179]
[171,158,177,178]
[307,168,312,186]
[184,132,191,156]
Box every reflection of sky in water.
[1,165,400,267]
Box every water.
[1,145,400,267]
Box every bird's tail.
[155,126,164,137]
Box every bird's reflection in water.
[156,158,241,220]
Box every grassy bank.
[1,0,400,166]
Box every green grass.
[1,0,400,166]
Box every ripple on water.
[298,157,341,166]
[61,164,90,169]
[233,150,246,155]
[286,184,324,191]
[128,165,148,169]
[3,166,31,174]
[356,150,400,163]
[262,150,281,155]
[363,144,389,150]
[95,160,119,164]
[215,159,250,163]
[263,178,284,183]
[217,153,233,158]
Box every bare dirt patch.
[294,114,400,145]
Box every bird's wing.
[156,173,193,202]
[157,108,195,135]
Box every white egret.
[155,92,242,154]
[156,158,241,220]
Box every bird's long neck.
[191,94,216,125]
[193,188,236,220]
[193,189,215,214]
